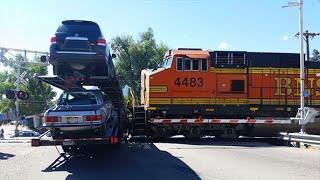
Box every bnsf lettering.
[274,77,292,96]
[274,77,320,97]
[316,79,320,96]
[174,77,204,87]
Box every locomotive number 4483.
[174,77,204,87]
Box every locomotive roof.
[167,48,320,68]
[167,49,210,59]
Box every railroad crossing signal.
[5,90,29,100]
[14,71,28,86]
[5,90,16,99]
[16,90,29,100]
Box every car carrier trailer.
[31,75,127,154]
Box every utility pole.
[296,31,320,61]
[295,31,320,107]
[283,0,305,133]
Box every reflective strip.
[149,86,168,93]
[150,118,292,124]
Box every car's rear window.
[57,24,101,34]
[58,92,98,105]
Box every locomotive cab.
[141,48,211,117]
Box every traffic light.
[5,90,16,99]
[17,91,29,100]
[5,90,29,100]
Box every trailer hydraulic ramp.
[100,78,126,116]
[87,76,127,120]
[36,75,85,91]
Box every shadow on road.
[42,143,201,180]
[0,152,15,160]
[152,137,282,148]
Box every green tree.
[311,49,320,61]
[0,54,56,116]
[111,28,168,104]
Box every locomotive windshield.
[162,56,173,68]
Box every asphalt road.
[0,138,319,180]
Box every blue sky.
[0,0,319,53]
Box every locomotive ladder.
[132,106,148,136]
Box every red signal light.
[17,91,29,100]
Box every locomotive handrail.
[128,86,135,109]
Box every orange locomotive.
[137,48,320,138]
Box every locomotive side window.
[176,57,208,71]
[192,59,199,70]
[231,80,244,92]
[184,58,191,70]
[201,59,208,71]
[215,52,245,66]
[216,52,229,64]
[177,58,183,71]
[232,52,245,65]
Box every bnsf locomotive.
[136,48,320,139]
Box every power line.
[295,30,320,61]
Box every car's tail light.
[85,115,102,121]
[97,37,106,46]
[110,136,119,144]
[45,116,58,122]
[50,36,57,44]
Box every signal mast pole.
[283,0,305,133]
[298,0,305,133]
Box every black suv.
[49,20,115,78]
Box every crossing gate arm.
[150,118,292,124]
